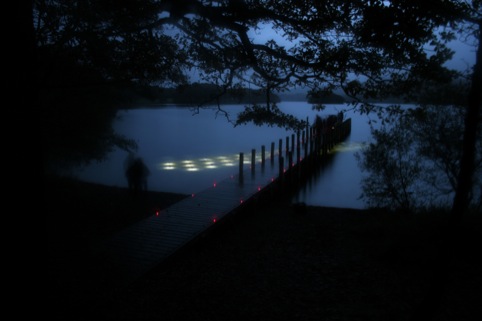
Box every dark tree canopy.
[34,0,465,102]
[37,3,481,319]
[36,1,480,202]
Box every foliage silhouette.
[34,1,480,223]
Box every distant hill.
[278,90,346,104]
[279,89,419,105]
[121,83,280,106]
[278,92,309,101]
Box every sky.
[248,23,477,73]
[446,37,477,72]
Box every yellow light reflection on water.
[331,142,367,153]
[161,162,177,170]
[157,143,364,172]
[158,154,240,172]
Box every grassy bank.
[46,176,189,255]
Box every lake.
[74,101,381,209]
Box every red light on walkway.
[191,193,195,197]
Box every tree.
[35,0,479,210]
[414,81,482,212]
[356,114,429,212]
[35,0,480,213]
[154,0,460,106]
[356,98,482,212]
[36,1,480,319]
[352,3,481,317]
[35,0,189,173]
[449,2,482,225]
[36,0,464,171]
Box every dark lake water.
[74,102,386,209]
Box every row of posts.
[238,118,352,190]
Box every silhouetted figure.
[337,111,344,123]
[125,156,150,196]
[326,114,338,131]
[314,114,339,134]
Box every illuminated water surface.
[75,102,383,209]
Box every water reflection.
[159,154,239,171]
[74,102,384,209]
[294,140,365,209]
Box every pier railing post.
[279,156,284,188]
[278,139,282,161]
[251,149,256,176]
[296,131,301,163]
[261,145,265,170]
[286,136,290,158]
[291,134,295,155]
[239,152,244,184]
[288,151,293,190]
[310,127,314,155]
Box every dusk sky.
[247,22,477,73]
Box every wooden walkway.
[97,164,281,285]
[95,118,352,286]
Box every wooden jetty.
[96,117,352,286]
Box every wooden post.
[271,142,275,165]
[288,151,293,188]
[291,134,295,154]
[317,129,320,156]
[279,156,284,187]
[261,145,265,170]
[278,139,282,161]
[306,116,310,159]
[325,131,328,154]
[239,152,244,184]
[251,149,256,175]
[296,131,301,163]
[286,136,290,157]
[297,142,301,164]
[310,127,314,154]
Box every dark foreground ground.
[46,177,481,321]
